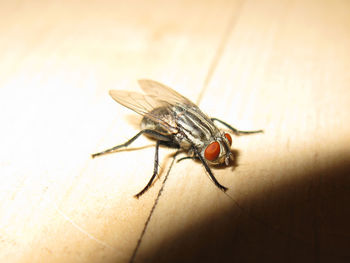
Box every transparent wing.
[109,90,177,132]
[109,90,164,116]
[137,79,196,107]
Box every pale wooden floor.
[1,0,350,262]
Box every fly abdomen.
[141,107,177,139]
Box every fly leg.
[134,140,161,198]
[134,140,180,198]
[92,130,171,198]
[193,147,228,192]
[211,118,263,135]
[177,156,199,163]
[91,129,171,158]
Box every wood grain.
[1,0,349,262]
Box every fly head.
[202,132,233,166]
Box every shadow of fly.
[92,80,263,198]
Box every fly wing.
[109,90,177,132]
[137,79,196,107]
[109,90,163,116]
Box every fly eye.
[204,141,220,161]
[224,133,232,146]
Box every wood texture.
[1,0,349,262]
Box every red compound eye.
[204,141,220,161]
[224,133,232,146]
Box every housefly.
[92,79,263,198]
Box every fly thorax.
[175,110,212,147]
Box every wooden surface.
[1,0,350,262]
